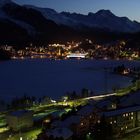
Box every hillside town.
[0,39,140,61]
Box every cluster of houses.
[37,91,140,140]
[5,90,140,140]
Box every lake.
[0,59,139,101]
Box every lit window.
[123,114,125,117]
[131,117,133,120]
[126,126,128,129]
[131,112,134,115]
[97,120,100,123]
[81,123,84,126]
[110,122,112,124]
[114,120,116,123]
[121,127,123,130]
[126,113,128,117]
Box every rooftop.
[10,110,32,117]
[77,104,95,116]
[120,91,140,107]
[51,110,66,118]
[52,115,81,128]
[103,105,140,117]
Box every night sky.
[13,0,140,22]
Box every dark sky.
[13,0,140,22]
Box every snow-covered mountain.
[1,0,140,33]
[25,5,140,33]
[0,0,36,35]
[0,0,140,45]
[0,0,82,44]
[24,5,80,27]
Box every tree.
[70,91,78,100]
[81,88,89,98]
[0,49,11,60]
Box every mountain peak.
[3,3,140,33]
[88,12,94,16]
[60,11,71,16]
[96,9,115,16]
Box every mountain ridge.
[24,4,140,33]
[0,0,139,46]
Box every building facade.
[6,110,33,131]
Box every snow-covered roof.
[103,105,140,117]
[51,110,66,118]
[62,115,81,127]
[77,104,95,116]
[10,110,32,117]
[47,127,73,140]
[52,115,81,128]
[120,91,140,107]
[95,98,114,109]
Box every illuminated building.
[102,106,140,134]
[6,110,33,131]
[67,53,88,58]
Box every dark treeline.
[0,49,11,60]
[65,88,94,100]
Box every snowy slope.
[24,5,140,33]
[0,0,35,34]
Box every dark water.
[0,59,138,101]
